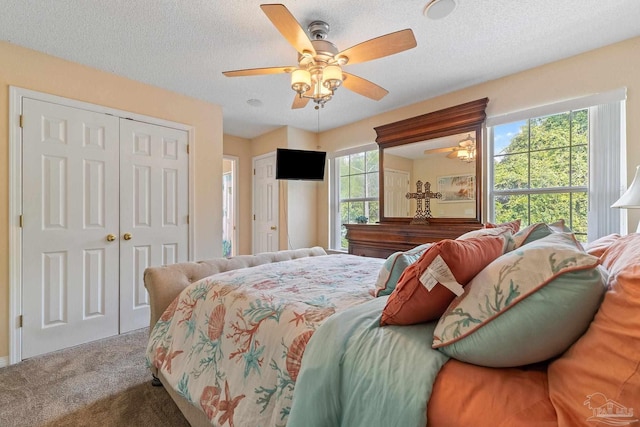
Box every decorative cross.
[405,180,442,224]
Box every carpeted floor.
[0,329,190,427]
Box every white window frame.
[486,88,627,241]
[328,143,378,251]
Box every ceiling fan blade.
[291,94,311,109]
[222,66,294,77]
[424,147,455,155]
[342,72,388,101]
[336,29,417,65]
[260,4,316,56]
[447,151,459,159]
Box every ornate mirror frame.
[375,97,489,225]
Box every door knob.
[106,234,116,242]
[123,233,133,241]
[270,226,277,230]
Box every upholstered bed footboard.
[143,246,327,331]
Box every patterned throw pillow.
[380,235,506,326]
[507,219,574,251]
[373,243,432,297]
[433,232,606,367]
[507,222,554,250]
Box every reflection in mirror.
[375,97,488,224]
[383,131,477,218]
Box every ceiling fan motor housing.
[308,20,329,40]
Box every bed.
[146,230,640,427]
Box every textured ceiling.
[2,0,640,139]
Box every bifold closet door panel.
[21,98,120,358]
[119,119,189,333]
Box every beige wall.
[223,134,252,255]
[0,42,223,359]
[317,36,640,248]
[232,126,322,253]
[286,127,320,249]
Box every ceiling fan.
[222,4,417,109]
[424,134,476,161]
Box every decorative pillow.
[583,233,622,257]
[548,219,572,233]
[428,360,557,427]
[507,222,554,250]
[380,235,506,326]
[457,226,513,254]
[548,233,640,426]
[373,243,432,297]
[433,232,606,367]
[485,219,521,233]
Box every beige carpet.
[0,329,190,427]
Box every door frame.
[8,87,195,364]
[222,155,239,257]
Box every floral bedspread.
[146,254,384,427]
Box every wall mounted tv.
[276,148,327,181]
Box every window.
[488,89,626,242]
[329,145,379,250]
[491,110,589,240]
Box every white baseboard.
[0,356,8,368]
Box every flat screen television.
[276,148,327,181]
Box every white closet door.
[253,154,279,253]
[22,98,120,358]
[119,120,189,332]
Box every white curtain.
[588,100,626,240]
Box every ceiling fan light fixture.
[291,69,311,94]
[459,133,475,147]
[322,64,343,90]
[225,4,417,109]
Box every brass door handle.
[123,233,133,241]
[106,234,116,242]
[270,226,277,230]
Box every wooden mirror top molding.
[374,97,489,147]
[375,97,489,226]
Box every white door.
[253,154,279,253]
[22,99,120,358]
[21,99,190,357]
[384,169,410,217]
[119,120,189,332]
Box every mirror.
[383,131,477,219]
[375,98,488,225]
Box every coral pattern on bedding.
[146,254,384,427]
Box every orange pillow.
[548,233,640,426]
[380,235,505,326]
[584,233,622,257]
[428,360,557,427]
[485,218,521,233]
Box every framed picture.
[437,174,475,202]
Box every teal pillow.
[373,243,432,297]
[507,222,553,250]
[433,232,606,367]
[507,220,574,251]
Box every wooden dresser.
[344,223,480,258]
